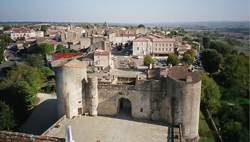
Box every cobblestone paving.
[46,116,169,142]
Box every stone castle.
[54,60,202,142]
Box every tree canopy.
[201,49,223,74]
[40,25,48,32]
[209,40,233,55]
[0,101,15,130]
[137,24,145,28]
[167,54,179,66]
[38,43,54,55]
[201,75,221,113]
[144,55,154,66]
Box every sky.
[0,0,249,23]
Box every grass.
[199,137,215,142]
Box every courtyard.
[45,116,169,142]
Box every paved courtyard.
[45,116,169,142]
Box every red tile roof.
[0,131,63,142]
[53,53,81,61]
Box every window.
[78,107,83,115]
[140,108,143,112]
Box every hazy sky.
[0,0,249,23]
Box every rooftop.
[0,131,63,142]
[167,66,201,83]
[52,53,81,61]
[45,116,168,142]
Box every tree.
[40,66,54,78]
[40,25,48,32]
[138,24,145,28]
[217,104,248,142]
[209,40,233,55]
[0,33,12,44]
[202,37,210,49]
[0,101,15,130]
[56,44,64,52]
[5,64,44,109]
[183,54,194,65]
[0,46,4,63]
[201,49,223,74]
[216,55,249,100]
[144,55,154,66]
[24,54,45,67]
[167,54,179,66]
[201,75,221,113]
[38,43,54,55]
[3,25,11,31]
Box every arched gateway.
[118,98,132,116]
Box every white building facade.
[132,35,177,56]
[10,28,44,40]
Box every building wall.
[94,54,111,70]
[80,38,91,49]
[132,41,152,56]
[97,81,160,119]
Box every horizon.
[0,0,249,23]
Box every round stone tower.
[167,66,201,141]
[87,76,98,116]
[55,59,87,118]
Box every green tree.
[5,64,44,109]
[0,33,12,44]
[38,43,54,55]
[167,54,179,66]
[3,25,11,31]
[201,49,223,74]
[217,104,249,142]
[138,24,145,28]
[40,25,48,32]
[183,54,194,65]
[0,101,15,130]
[144,55,154,66]
[201,75,221,113]
[24,54,45,67]
[209,40,233,55]
[202,37,210,49]
[218,55,249,97]
[40,66,54,78]
[0,46,4,63]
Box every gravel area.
[46,116,169,142]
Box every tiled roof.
[11,28,33,33]
[0,131,64,142]
[133,35,175,43]
[133,37,151,42]
[52,53,81,61]
[94,49,109,55]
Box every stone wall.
[166,76,201,141]
[55,60,87,118]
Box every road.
[19,93,58,135]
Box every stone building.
[54,60,201,141]
[132,34,192,57]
